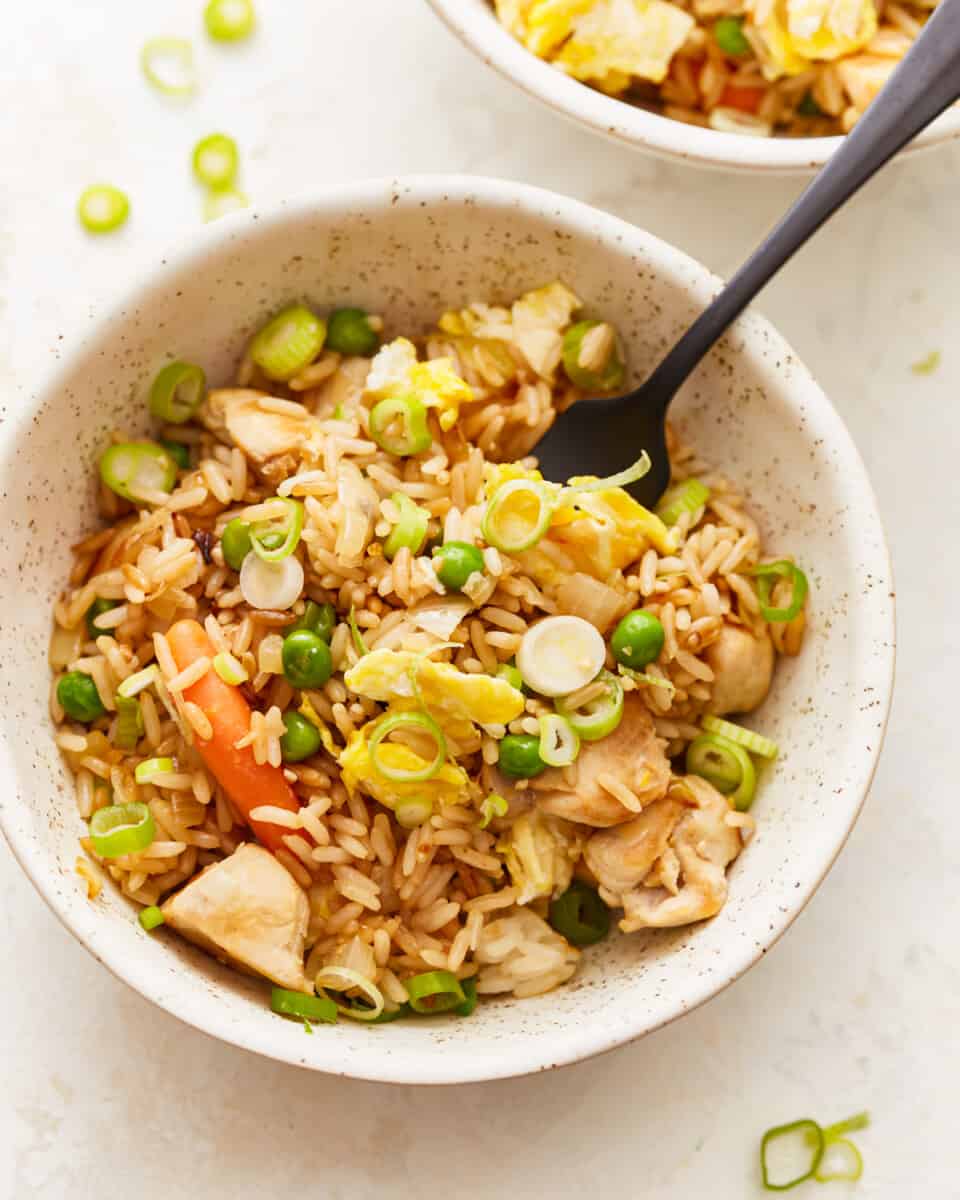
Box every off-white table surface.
[2,1,957,1196]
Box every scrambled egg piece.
[345,649,525,730]
[338,722,473,812]
[495,0,596,56]
[511,282,582,379]
[365,338,474,432]
[553,0,695,88]
[499,810,584,904]
[751,0,877,77]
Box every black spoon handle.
[640,0,960,410]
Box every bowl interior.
[427,0,960,173]
[0,178,893,1082]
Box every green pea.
[325,308,380,356]
[561,320,625,392]
[282,629,334,689]
[85,598,119,640]
[221,518,252,571]
[279,711,322,763]
[159,439,191,470]
[797,91,822,117]
[289,600,336,642]
[610,609,665,670]
[713,15,751,56]
[433,541,485,591]
[496,662,524,692]
[498,733,546,779]
[57,672,107,724]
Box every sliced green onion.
[315,967,384,1022]
[760,1119,824,1191]
[240,553,304,611]
[149,361,206,424]
[192,133,239,189]
[114,695,144,751]
[538,713,580,767]
[205,0,256,42]
[618,665,677,698]
[813,1112,870,1183]
[250,304,326,381]
[250,498,303,562]
[702,714,778,759]
[561,320,626,392]
[134,756,175,783]
[89,802,156,858]
[348,605,369,657]
[714,15,751,55]
[482,478,556,554]
[213,651,248,685]
[548,881,610,946]
[383,492,430,560]
[556,670,623,742]
[496,662,524,692]
[406,970,465,1014]
[138,905,165,931]
[99,441,177,504]
[368,711,446,783]
[141,37,195,95]
[454,977,478,1017]
[271,987,337,1024]
[479,792,508,829]
[204,187,249,222]
[562,452,651,496]
[369,394,432,457]
[655,478,711,526]
[395,797,434,829]
[686,733,756,811]
[77,185,130,234]
[117,665,160,700]
[751,561,809,623]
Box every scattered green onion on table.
[140,37,196,96]
[77,185,130,234]
[204,0,257,42]
[760,1111,870,1190]
[192,133,239,189]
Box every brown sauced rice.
[51,282,807,1019]
[490,0,937,138]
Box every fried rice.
[49,282,808,1025]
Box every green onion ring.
[134,756,175,783]
[138,905,165,931]
[99,442,177,504]
[250,498,304,562]
[561,452,651,496]
[89,802,156,859]
[548,881,610,946]
[478,792,508,830]
[394,797,434,829]
[655,478,711,526]
[271,987,337,1024]
[250,304,326,381]
[702,714,778,759]
[538,713,580,767]
[686,733,756,811]
[368,711,446,783]
[204,188,249,222]
[315,967,384,1022]
[556,670,624,742]
[114,695,144,751]
[760,1119,825,1191]
[383,492,430,560]
[406,970,466,1014]
[149,361,206,424]
[481,478,556,554]
[751,561,809,623]
[77,185,130,234]
[205,0,256,42]
[192,133,239,190]
[814,1137,863,1183]
[369,394,432,457]
[140,37,196,96]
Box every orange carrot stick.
[718,83,763,113]
[166,619,300,854]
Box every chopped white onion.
[239,552,304,611]
[516,615,606,697]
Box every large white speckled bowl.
[427,0,960,173]
[0,176,894,1083]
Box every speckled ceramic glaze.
[0,177,894,1083]
[426,0,960,174]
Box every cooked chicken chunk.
[161,844,310,991]
[533,696,671,826]
[705,624,774,715]
[584,794,687,894]
[200,389,318,466]
[597,776,746,931]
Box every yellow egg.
[338,723,473,812]
[553,0,695,86]
[365,339,475,432]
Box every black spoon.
[533,0,960,507]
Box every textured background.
[1,0,957,1195]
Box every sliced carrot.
[718,83,763,113]
[165,619,300,854]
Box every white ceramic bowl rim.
[426,0,960,173]
[0,175,895,1083]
